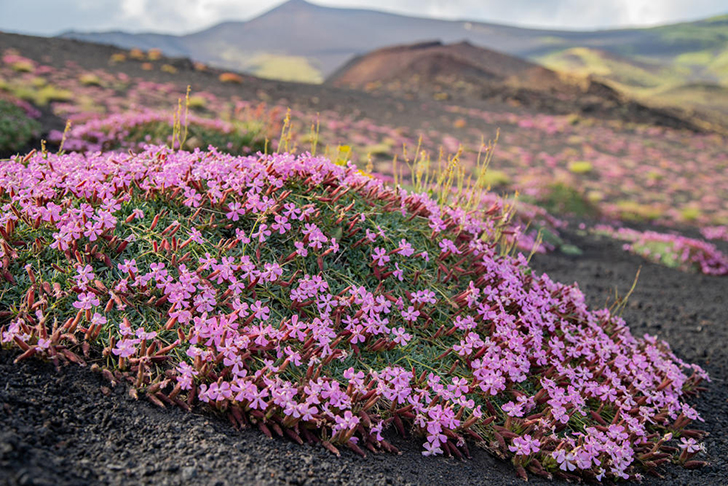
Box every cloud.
[0,0,284,35]
[314,0,728,29]
[111,0,284,33]
[0,0,726,36]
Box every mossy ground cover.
[592,225,728,276]
[47,110,269,155]
[0,96,41,155]
[0,144,710,481]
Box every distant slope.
[647,83,728,123]
[328,40,565,93]
[326,40,711,133]
[536,47,684,90]
[61,0,728,90]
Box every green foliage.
[362,142,392,157]
[217,49,324,84]
[183,121,268,154]
[681,206,702,222]
[647,83,728,125]
[246,54,324,84]
[615,200,664,222]
[79,73,104,87]
[0,99,41,154]
[10,60,34,73]
[536,47,679,89]
[567,161,593,174]
[3,82,73,107]
[80,118,268,156]
[533,25,728,122]
[479,169,511,187]
[710,50,728,79]
[674,50,715,66]
[527,182,599,218]
[186,95,208,109]
[656,23,728,49]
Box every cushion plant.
[47,111,269,155]
[0,145,707,481]
[0,98,42,154]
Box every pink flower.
[393,263,404,281]
[252,224,271,243]
[226,201,243,221]
[333,410,360,434]
[261,262,283,283]
[371,247,390,267]
[422,440,443,456]
[188,227,204,243]
[74,264,94,288]
[502,400,525,418]
[251,301,270,321]
[402,306,419,323]
[553,449,577,471]
[176,362,198,390]
[73,292,100,310]
[249,387,269,410]
[397,239,414,257]
[294,241,308,257]
[678,437,702,454]
[118,259,138,274]
[112,339,137,358]
[439,238,461,255]
[272,215,291,235]
[509,435,540,456]
[391,327,412,346]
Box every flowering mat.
[1,223,726,485]
[0,148,725,486]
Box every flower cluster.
[701,225,728,243]
[0,146,708,481]
[47,110,269,155]
[0,96,42,154]
[1,51,36,72]
[594,224,728,276]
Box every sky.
[0,0,726,36]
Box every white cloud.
[313,0,728,29]
[108,0,286,33]
[0,0,726,36]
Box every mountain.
[61,0,728,90]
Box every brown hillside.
[328,40,567,92]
